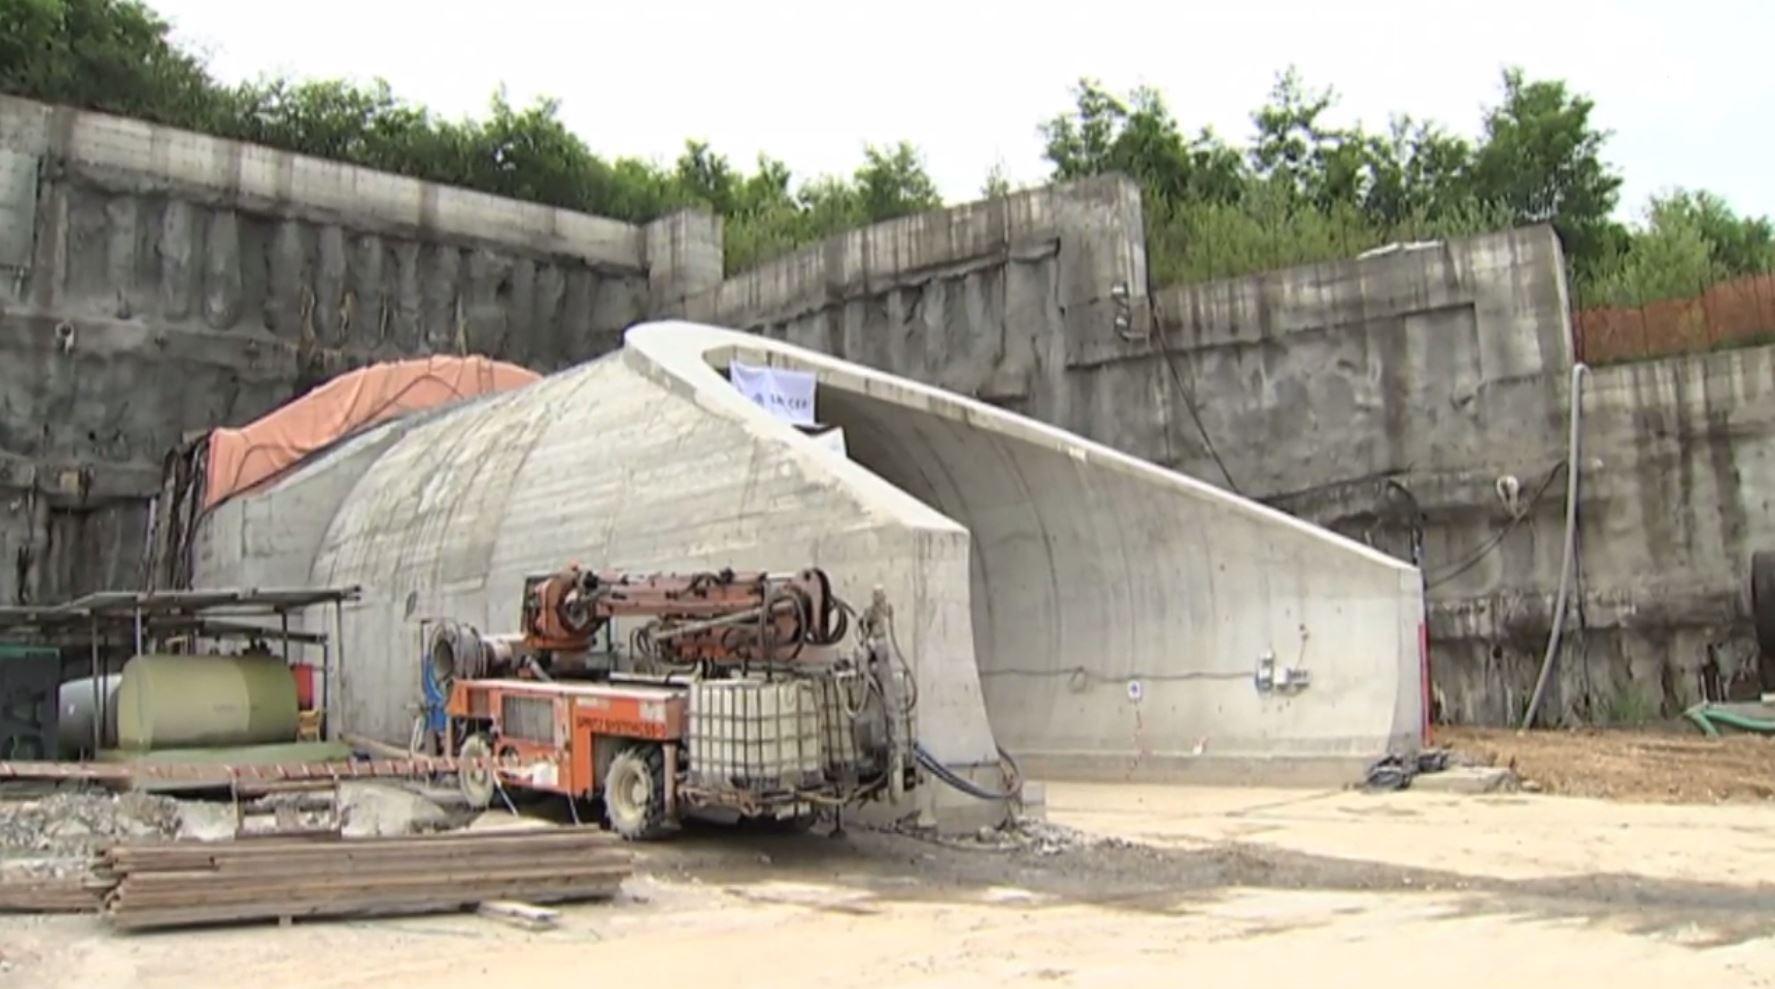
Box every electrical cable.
[914,742,1023,801]
[1423,460,1567,590]
[1147,299,1241,493]
[1158,336,1241,493]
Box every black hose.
[914,741,1023,801]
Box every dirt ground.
[1439,725,1775,802]
[4,780,1772,989]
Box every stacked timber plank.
[95,827,630,931]
[0,877,100,913]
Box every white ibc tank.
[688,679,823,788]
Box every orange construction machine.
[428,566,917,839]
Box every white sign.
[729,361,817,426]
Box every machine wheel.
[603,744,668,840]
[458,733,496,810]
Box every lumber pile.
[94,827,630,931]
[0,877,100,913]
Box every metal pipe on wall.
[1522,362,1590,729]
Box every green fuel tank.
[116,654,300,750]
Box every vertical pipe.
[280,611,290,666]
[333,598,346,735]
[1522,362,1590,729]
[89,615,101,756]
[132,605,143,656]
[321,639,332,742]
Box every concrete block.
[645,209,724,313]
[1412,766,1518,794]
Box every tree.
[0,0,218,126]
[1587,197,1723,305]
[1651,189,1775,277]
[1040,79,1245,207]
[981,161,1012,199]
[1250,68,1357,207]
[1471,68,1623,274]
[1363,117,1477,226]
[854,142,941,221]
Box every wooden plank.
[0,879,99,913]
[108,876,624,930]
[111,864,632,904]
[109,878,624,918]
[102,825,616,858]
[110,850,631,883]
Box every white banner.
[729,360,816,426]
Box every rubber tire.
[603,745,669,840]
[1753,551,1775,693]
[458,733,495,810]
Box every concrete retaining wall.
[694,191,1769,725]
[0,95,719,607]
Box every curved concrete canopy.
[194,320,1424,795]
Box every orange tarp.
[204,355,539,510]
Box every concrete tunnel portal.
[679,326,1427,783]
[191,322,1426,823]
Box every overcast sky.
[151,0,1773,221]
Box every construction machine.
[426,566,918,839]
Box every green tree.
[1250,68,1360,207]
[1586,198,1723,305]
[854,142,941,221]
[1040,79,1246,207]
[0,0,218,126]
[1363,117,1477,226]
[981,161,1012,199]
[1471,68,1623,275]
[1652,189,1775,277]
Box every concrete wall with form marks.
[692,186,1773,727]
[0,94,720,608]
[8,86,1766,731]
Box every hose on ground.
[1684,703,1775,737]
[914,741,1023,801]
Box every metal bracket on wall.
[1255,649,1312,694]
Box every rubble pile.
[0,790,182,861]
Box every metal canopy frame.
[0,586,360,756]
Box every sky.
[150,0,1775,221]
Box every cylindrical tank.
[57,675,122,756]
[116,654,300,750]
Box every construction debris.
[1409,766,1519,795]
[0,790,182,860]
[1361,749,1453,791]
[476,899,560,931]
[94,826,630,931]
